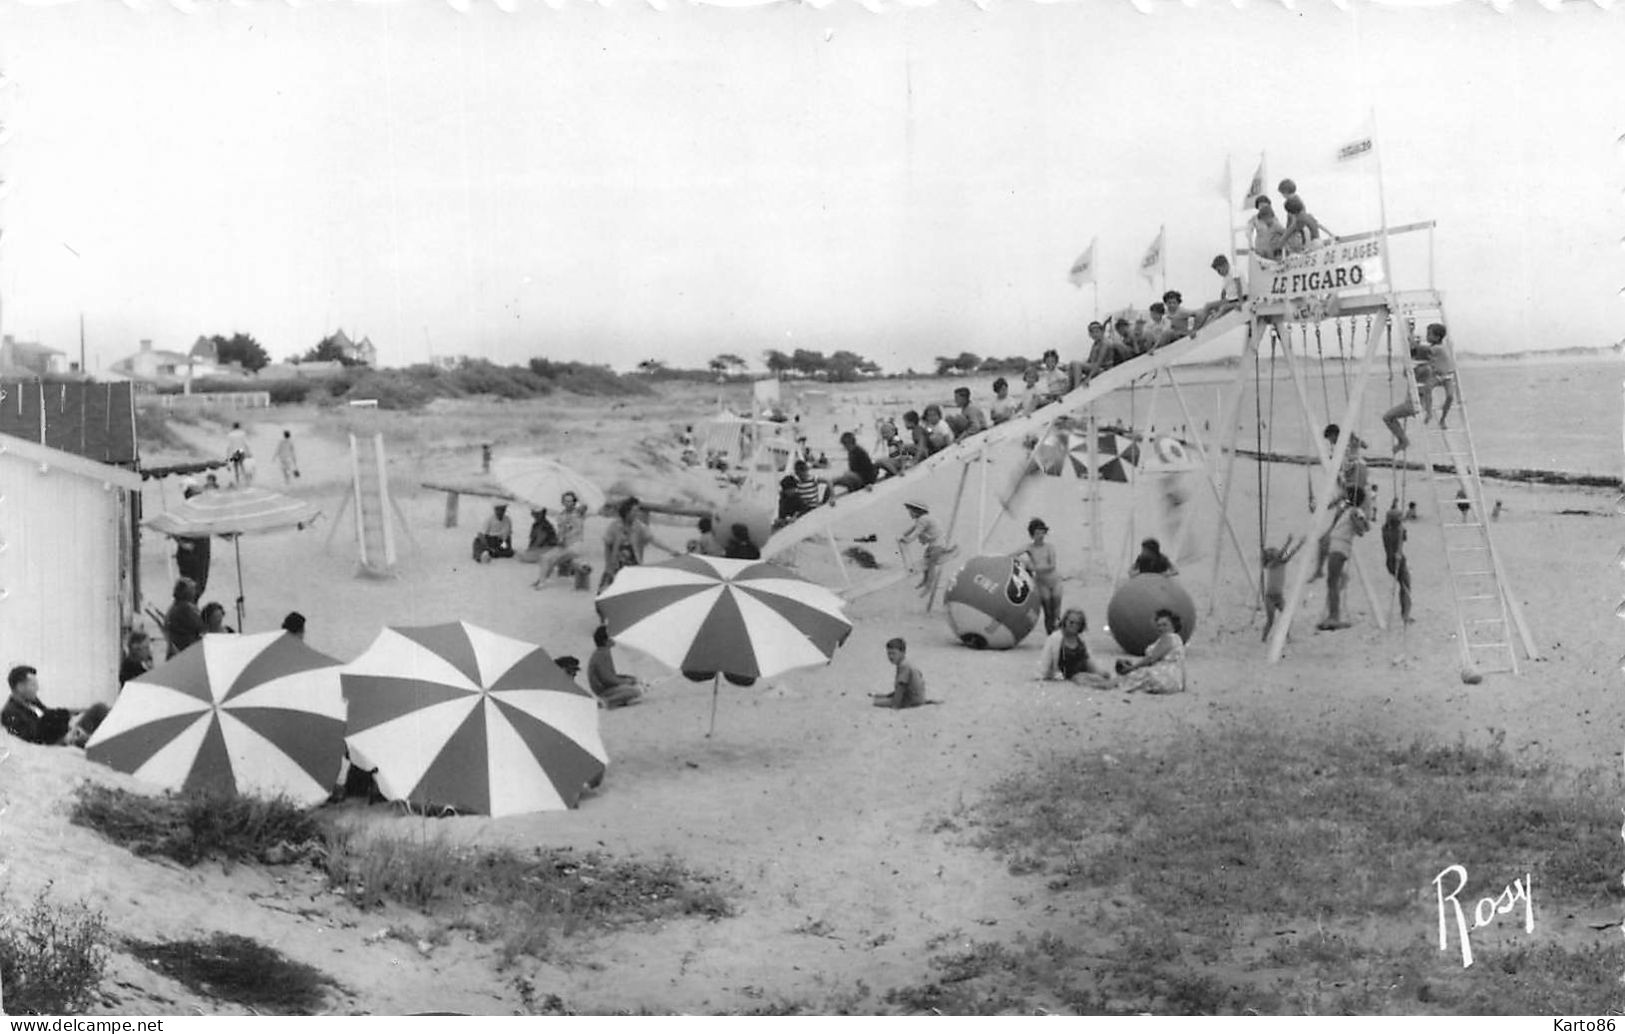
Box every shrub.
[127,933,338,1013]
[70,783,326,868]
[263,379,316,405]
[341,370,434,410]
[0,888,110,1015]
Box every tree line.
[196,333,1038,383]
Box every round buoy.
[710,501,775,553]
[1154,436,1188,466]
[943,555,1043,650]
[1106,574,1197,656]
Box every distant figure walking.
[274,430,300,484]
[225,422,253,486]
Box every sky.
[0,0,1620,375]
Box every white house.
[0,433,143,710]
[110,339,223,389]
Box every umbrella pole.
[233,536,246,630]
[707,673,721,738]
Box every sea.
[1078,357,1621,482]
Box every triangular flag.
[1241,155,1267,210]
[1067,239,1097,287]
[1138,228,1164,283]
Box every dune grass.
[70,783,328,869]
[323,827,733,965]
[70,783,734,969]
[970,727,1618,915]
[126,933,340,1014]
[897,727,1625,1015]
[0,888,111,1015]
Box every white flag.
[1241,155,1267,209]
[1336,120,1375,162]
[1138,228,1164,283]
[1068,238,1097,287]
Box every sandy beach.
[3,379,1619,1015]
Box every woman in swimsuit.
[1017,518,1063,635]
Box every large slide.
[762,308,1249,563]
[350,433,398,577]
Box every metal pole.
[1206,320,1259,604]
[233,536,246,630]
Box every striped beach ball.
[943,555,1043,650]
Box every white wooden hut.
[0,432,143,709]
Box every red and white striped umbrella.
[596,555,852,681]
[86,632,346,807]
[340,622,606,816]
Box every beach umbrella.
[144,485,323,630]
[340,621,606,816]
[86,631,346,807]
[595,554,853,735]
[490,456,606,514]
[1086,431,1142,483]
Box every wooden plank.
[419,481,516,501]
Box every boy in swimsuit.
[1381,501,1413,624]
[899,502,953,598]
[1260,534,1304,641]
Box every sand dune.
[4,381,1618,1015]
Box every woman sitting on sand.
[1114,609,1186,694]
[518,507,559,563]
[1034,608,1112,687]
[534,492,589,588]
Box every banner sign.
[1250,239,1386,305]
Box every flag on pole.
[1067,238,1097,287]
[1138,227,1164,284]
[1336,121,1376,162]
[1241,155,1267,209]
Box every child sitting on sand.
[1260,534,1304,641]
[872,637,929,709]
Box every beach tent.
[595,554,852,735]
[340,621,607,816]
[0,431,144,710]
[752,377,782,417]
[86,631,347,806]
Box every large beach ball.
[1106,574,1197,656]
[943,554,1043,650]
[710,500,775,552]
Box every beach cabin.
[0,433,144,709]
